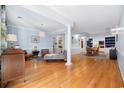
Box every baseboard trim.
[116,61,124,87]
[65,62,72,66]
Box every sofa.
[44,50,67,61]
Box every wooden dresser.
[0,48,25,87]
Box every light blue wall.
[7,26,53,53]
[117,7,124,81]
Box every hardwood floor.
[6,54,124,88]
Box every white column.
[65,24,72,66]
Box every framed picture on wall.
[31,35,40,43]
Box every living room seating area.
[23,49,67,62]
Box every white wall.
[7,26,53,53]
[71,34,87,54]
[72,34,81,54]
[117,7,124,81]
[81,36,87,54]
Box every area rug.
[84,53,107,61]
[30,56,44,62]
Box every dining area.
[86,47,99,56]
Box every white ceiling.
[51,5,123,35]
[6,6,65,33]
[6,5,123,35]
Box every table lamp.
[7,34,17,48]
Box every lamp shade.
[7,34,17,42]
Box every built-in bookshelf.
[53,35,64,54]
[105,36,115,48]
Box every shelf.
[105,36,115,48]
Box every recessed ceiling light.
[17,16,22,19]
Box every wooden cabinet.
[0,48,25,87]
